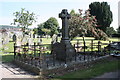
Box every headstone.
[2,32,9,50]
[28,38,34,45]
[2,32,9,45]
[52,9,75,61]
[21,35,29,45]
[0,33,2,48]
[13,34,17,42]
[52,34,58,44]
[16,35,22,46]
[38,38,42,44]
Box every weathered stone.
[52,9,75,61]
[13,34,17,42]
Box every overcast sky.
[0,0,119,30]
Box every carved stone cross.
[59,9,71,40]
[51,9,75,61]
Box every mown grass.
[2,53,14,62]
[1,37,119,62]
[55,58,120,79]
[1,37,120,79]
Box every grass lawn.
[55,58,120,79]
[2,53,14,62]
[1,37,120,79]
[1,37,120,62]
[1,41,14,62]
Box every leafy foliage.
[117,26,120,34]
[41,28,51,35]
[37,17,59,37]
[106,27,116,37]
[69,9,109,40]
[37,23,45,35]
[70,9,76,15]
[12,8,37,33]
[89,2,113,32]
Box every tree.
[70,9,76,15]
[41,28,51,36]
[33,28,38,34]
[106,27,116,37]
[43,17,59,37]
[89,2,113,32]
[12,8,37,34]
[69,9,109,40]
[37,23,45,35]
[117,26,120,34]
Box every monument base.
[52,40,76,61]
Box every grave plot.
[13,40,112,76]
[13,9,115,78]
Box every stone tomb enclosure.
[12,9,120,78]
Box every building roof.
[0,25,20,29]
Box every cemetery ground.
[55,57,120,79]
[1,37,119,62]
[0,37,120,79]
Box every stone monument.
[13,34,17,42]
[52,9,75,61]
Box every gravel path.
[0,62,39,79]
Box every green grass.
[41,37,61,44]
[1,41,14,62]
[56,59,120,79]
[2,53,14,62]
[41,38,52,44]
[1,37,119,62]
[3,42,14,52]
[109,37,120,41]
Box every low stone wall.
[13,55,112,78]
[43,56,110,77]
[13,60,40,75]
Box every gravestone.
[16,35,22,46]
[22,35,29,45]
[38,38,42,44]
[51,34,58,44]
[29,38,34,45]
[2,32,9,50]
[52,9,75,61]
[2,32,9,45]
[13,34,17,42]
[0,33,2,48]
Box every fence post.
[75,52,77,61]
[91,40,93,53]
[34,42,36,57]
[53,54,55,66]
[74,44,76,51]
[14,42,16,59]
[109,41,111,55]
[90,40,93,59]
[77,40,79,52]
[83,40,86,60]
[83,40,86,53]
[98,41,101,54]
